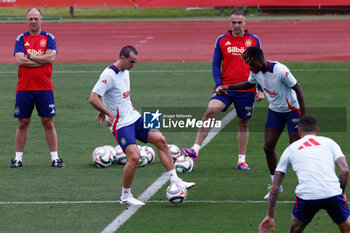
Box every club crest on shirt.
[40,39,47,47]
[245,39,252,47]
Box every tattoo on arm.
[267,171,285,217]
[337,157,349,192]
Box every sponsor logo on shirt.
[224,41,231,46]
[27,49,45,56]
[263,88,278,97]
[101,79,107,84]
[227,46,245,55]
[123,91,130,99]
[298,138,320,150]
[24,42,30,46]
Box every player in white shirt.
[259,115,350,233]
[89,46,195,205]
[216,46,306,199]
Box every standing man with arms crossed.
[259,115,350,233]
[182,9,264,170]
[217,46,306,199]
[89,46,195,205]
[9,8,65,168]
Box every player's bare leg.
[120,144,145,205]
[182,99,225,160]
[41,117,57,152]
[146,129,173,171]
[236,117,250,170]
[123,144,140,189]
[194,99,225,146]
[15,117,31,152]
[289,131,300,144]
[263,127,283,199]
[337,215,350,233]
[264,127,283,175]
[289,215,306,233]
[148,129,195,189]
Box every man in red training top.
[182,9,264,170]
[10,8,65,168]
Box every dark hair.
[242,46,264,64]
[230,9,245,17]
[119,45,138,58]
[27,8,42,17]
[298,115,318,132]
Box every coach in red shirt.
[10,8,65,168]
[182,9,264,170]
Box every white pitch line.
[100,173,169,233]
[100,109,237,233]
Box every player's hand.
[105,116,114,127]
[258,216,275,233]
[96,112,105,125]
[216,85,228,95]
[45,49,53,54]
[255,90,265,102]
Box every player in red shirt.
[9,8,65,168]
[182,9,264,170]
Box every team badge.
[40,39,47,47]
[245,39,252,47]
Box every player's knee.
[155,135,167,150]
[17,119,30,130]
[203,108,218,120]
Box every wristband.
[27,54,31,59]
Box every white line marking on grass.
[201,109,237,148]
[100,173,169,233]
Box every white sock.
[50,151,59,161]
[238,154,246,163]
[270,175,274,182]
[15,152,23,162]
[192,144,201,154]
[121,187,131,199]
[168,169,180,183]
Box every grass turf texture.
[0,62,349,233]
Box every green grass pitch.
[0,61,349,233]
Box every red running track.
[0,20,349,63]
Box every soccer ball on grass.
[175,155,195,173]
[92,146,113,168]
[166,182,187,204]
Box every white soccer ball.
[166,182,187,204]
[92,147,113,168]
[142,146,156,164]
[168,144,181,162]
[138,149,149,167]
[115,145,127,165]
[175,156,195,173]
[103,145,117,161]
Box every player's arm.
[15,52,43,67]
[88,92,114,127]
[28,49,57,65]
[216,81,255,95]
[292,83,306,116]
[212,37,223,88]
[258,171,285,233]
[336,157,349,193]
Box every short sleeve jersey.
[92,65,141,131]
[248,62,299,113]
[276,135,344,200]
[14,31,57,91]
[212,30,261,92]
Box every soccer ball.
[175,156,195,173]
[103,145,117,161]
[138,149,149,167]
[166,182,187,204]
[168,144,181,162]
[115,145,128,165]
[92,147,113,168]
[142,146,156,164]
